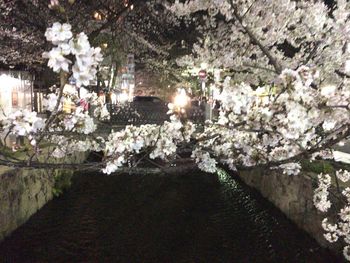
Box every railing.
[105,103,205,126]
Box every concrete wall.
[0,152,87,242]
[238,169,342,255]
[0,168,55,241]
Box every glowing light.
[79,87,88,99]
[200,62,208,70]
[63,84,77,96]
[0,74,32,117]
[63,97,74,113]
[129,84,135,102]
[130,4,134,10]
[93,11,102,20]
[110,92,117,104]
[0,74,21,86]
[62,84,77,113]
[118,92,128,103]
[173,89,189,108]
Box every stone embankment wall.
[0,152,87,242]
[238,169,342,255]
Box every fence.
[106,103,205,126]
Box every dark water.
[0,171,340,263]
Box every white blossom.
[337,170,350,183]
[345,246,350,261]
[278,163,301,176]
[313,173,331,212]
[43,47,71,72]
[44,22,72,45]
[192,149,217,173]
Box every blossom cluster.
[315,170,350,261]
[51,135,104,159]
[169,0,350,86]
[61,106,96,134]
[103,116,195,174]
[0,110,45,146]
[40,90,107,155]
[0,22,108,161]
[337,170,350,183]
[42,93,63,112]
[43,22,103,87]
[191,149,217,173]
[274,163,301,176]
[313,173,331,212]
[193,66,350,177]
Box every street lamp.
[174,89,188,108]
[169,88,190,121]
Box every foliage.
[52,169,73,197]
[301,160,335,175]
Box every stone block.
[237,168,345,256]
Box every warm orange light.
[173,89,189,108]
[93,11,102,20]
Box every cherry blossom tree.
[0,0,191,81]
[1,0,350,260]
[168,0,350,85]
[166,0,350,259]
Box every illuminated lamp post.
[198,69,207,97]
[198,64,213,120]
[110,92,117,104]
[172,88,190,120]
[118,91,128,103]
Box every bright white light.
[79,87,88,99]
[0,73,32,117]
[0,74,21,86]
[200,62,208,70]
[93,11,102,20]
[63,84,78,96]
[173,88,189,108]
[129,84,135,102]
[118,92,128,103]
[110,93,117,104]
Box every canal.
[0,170,339,262]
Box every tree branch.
[229,0,282,74]
[28,71,68,165]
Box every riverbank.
[237,165,345,257]
[0,151,87,242]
